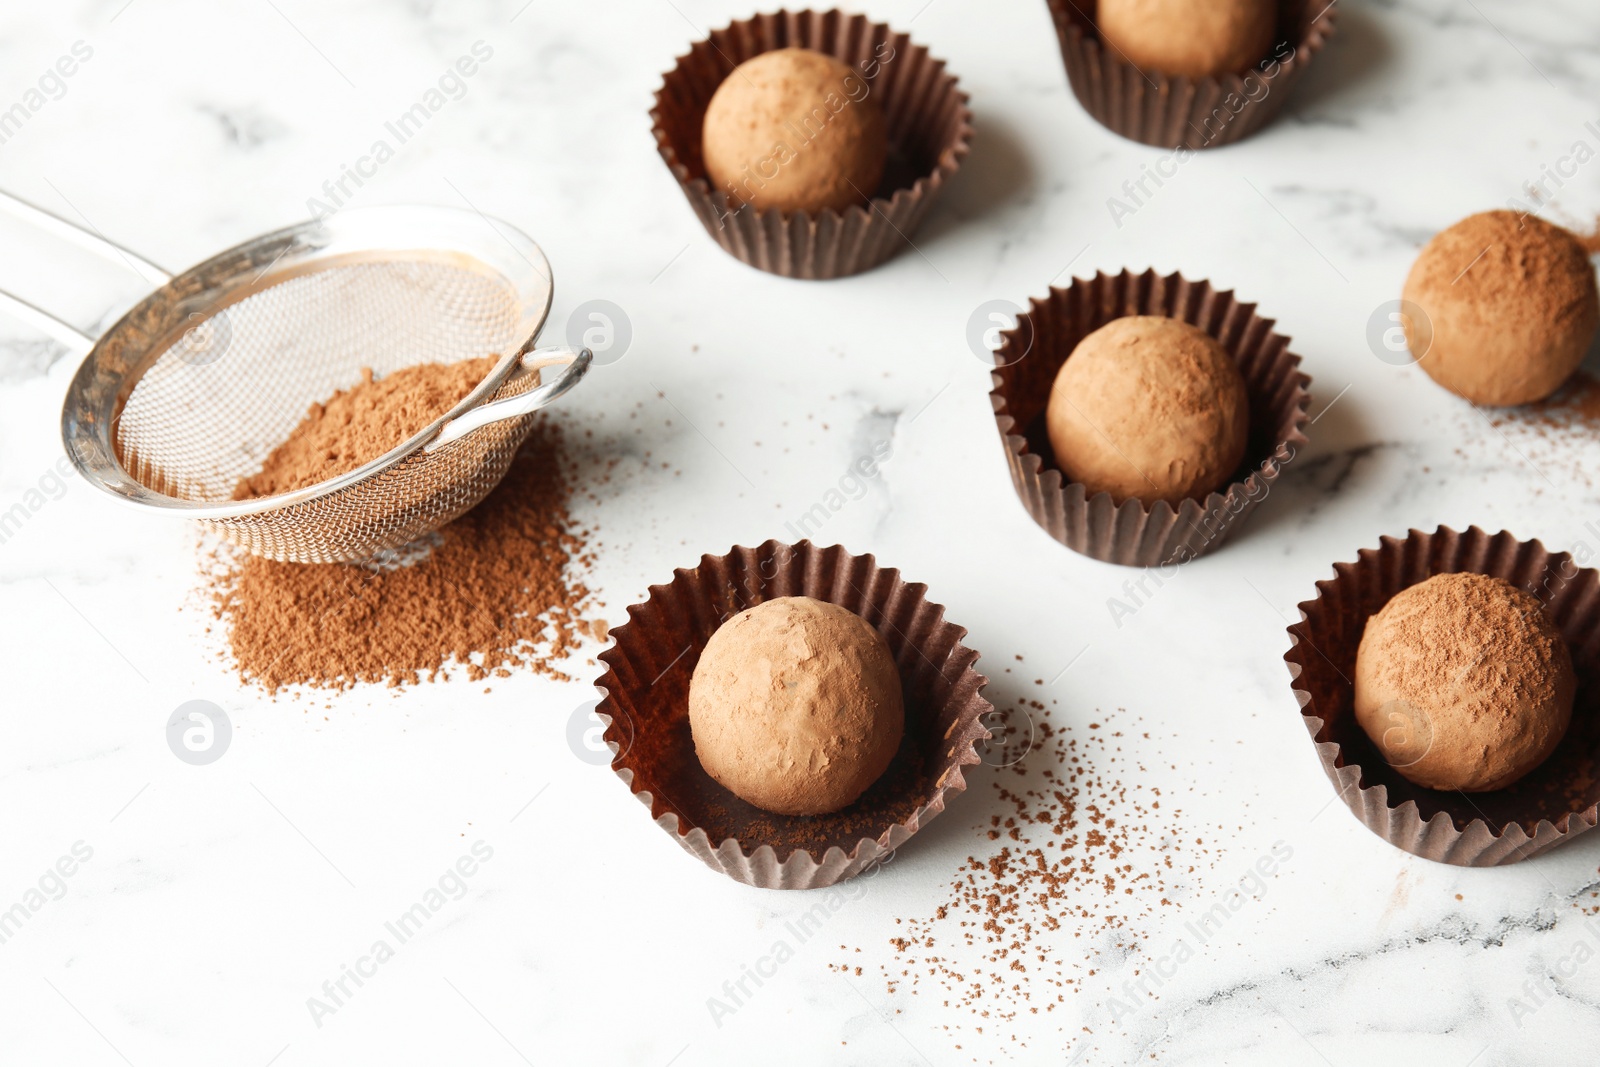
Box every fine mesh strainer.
[0,192,590,563]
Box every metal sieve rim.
[59,204,555,520]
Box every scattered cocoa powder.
[208,417,597,692]
[233,356,498,498]
[1507,370,1600,429]
[1465,369,1600,490]
[833,680,1227,1046]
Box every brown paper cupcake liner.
[1046,0,1338,150]
[592,541,993,890]
[990,268,1311,567]
[651,9,973,279]
[1285,526,1600,866]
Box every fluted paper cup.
[651,9,973,279]
[593,541,993,889]
[1285,526,1600,866]
[1045,0,1337,150]
[990,268,1312,567]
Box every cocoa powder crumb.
[1515,370,1600,428]
[843,702,1224,1042]
[1460,369,1600,490]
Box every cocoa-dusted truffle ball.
[1045,316,1249,507]
[1403,211,1600,406]
[701,48,887,215]
[689,596,903,816]
[1097,0,1276,79]
[1354,573,1575,793]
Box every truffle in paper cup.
[592,541,992,890]
[990,268,1311,567]
[651,9,973,279]
[1285,526,1600,866]
[1045,0,1337,150]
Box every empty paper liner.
[593,540,993,890]
[1285,526,1600,866]
[1045,0,1337,150]
[990,268,1312,567]
[651,9,973,279]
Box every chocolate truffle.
[1403,211,1600,406]
[701,48,888,215]
[1096,0,1276,79]
[689,596,903,816]
[1353,572,1575,793]
[1045,316,1249,507]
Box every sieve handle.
[0,187,172,352]
[0,289,96,355]
[425,346,593,453]
[0,187,170,284]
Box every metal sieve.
[0,192,589,564]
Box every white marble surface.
[4,0,1600,1063]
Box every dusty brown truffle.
[1045,316,1249,506]
[689,596,903,816]
[1403,211,1600,406]
[701,47,887,215]
[1354,572,1575,793]
[1096,0,1276,79]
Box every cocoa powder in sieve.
[207,361,597,692]
[233,356,498,498]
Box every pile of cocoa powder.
[206,360,598,692]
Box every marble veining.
[4,1,1600,1064]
